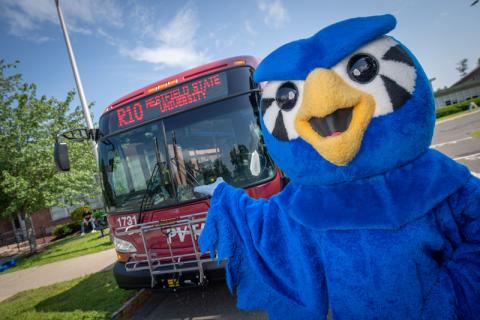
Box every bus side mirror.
[61,128,90,141]
[54,142,70,171]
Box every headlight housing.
[114,237,137,253]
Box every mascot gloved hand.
[194,177,224,196]
[196,14,480,320]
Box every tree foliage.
[456,58,469,77]
[0,60,99,220]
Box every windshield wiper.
[169,130,201,187]
[138,137,169,224]
[168,158,201,187]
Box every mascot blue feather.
[197,14,480,319]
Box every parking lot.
[432,110,480,173]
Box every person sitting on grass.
[80,207,97,236]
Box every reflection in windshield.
[98,94,275,213]
[165,94,275,203]
[99,123,175,211]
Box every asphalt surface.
[432,110,480,173]
[131,111,480,319]
[130,281,267,320]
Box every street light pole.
[55,0,98,159]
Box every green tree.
[0,60,99,251]
[456,58,469,77]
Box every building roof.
[452,65,480,87]
[435,65,480,97]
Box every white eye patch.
[260,80,304,141]
[260,37,416,141]
[332,36,417,117]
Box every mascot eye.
[275,82,298,111]
[261,80,303,141]
[347,54,379,84]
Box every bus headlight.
[114,237,137,253]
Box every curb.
[111,289,152,320]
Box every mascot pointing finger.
[195,15,480,319]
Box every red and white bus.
[55,56,284,290]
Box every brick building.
[0,207,71,245]
[0,197,103,245]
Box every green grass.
[0,270,135,320]
[472,129,480,138]
[4,232,113,274]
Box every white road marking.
[454,152,480,161]
[431,137,473,148]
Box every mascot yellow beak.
[295,68,375,166]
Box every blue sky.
[1,0,479,122]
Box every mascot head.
[254,14,435,185]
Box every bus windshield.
[98,93,276,213]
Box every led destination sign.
[106,72,228,134]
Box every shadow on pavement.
[131,281,267,320]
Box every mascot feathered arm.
[433,175,480,319]
[195,180,328,318]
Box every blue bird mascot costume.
[194,15,480,319]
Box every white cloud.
[0,0,123,41]
[32,35,53,44]
[245,20,257,36]
[0,0,209,70]
[157,5,197,47]
[122,4,210,69]
[258,0,289,29]
[124,46,208,69]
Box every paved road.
[133,111,480,319]
[131,281,267,320]
[432,110,480,173]
[0,249,116,302]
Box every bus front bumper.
[113,261,225,290]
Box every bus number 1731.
[116,215,137,227]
